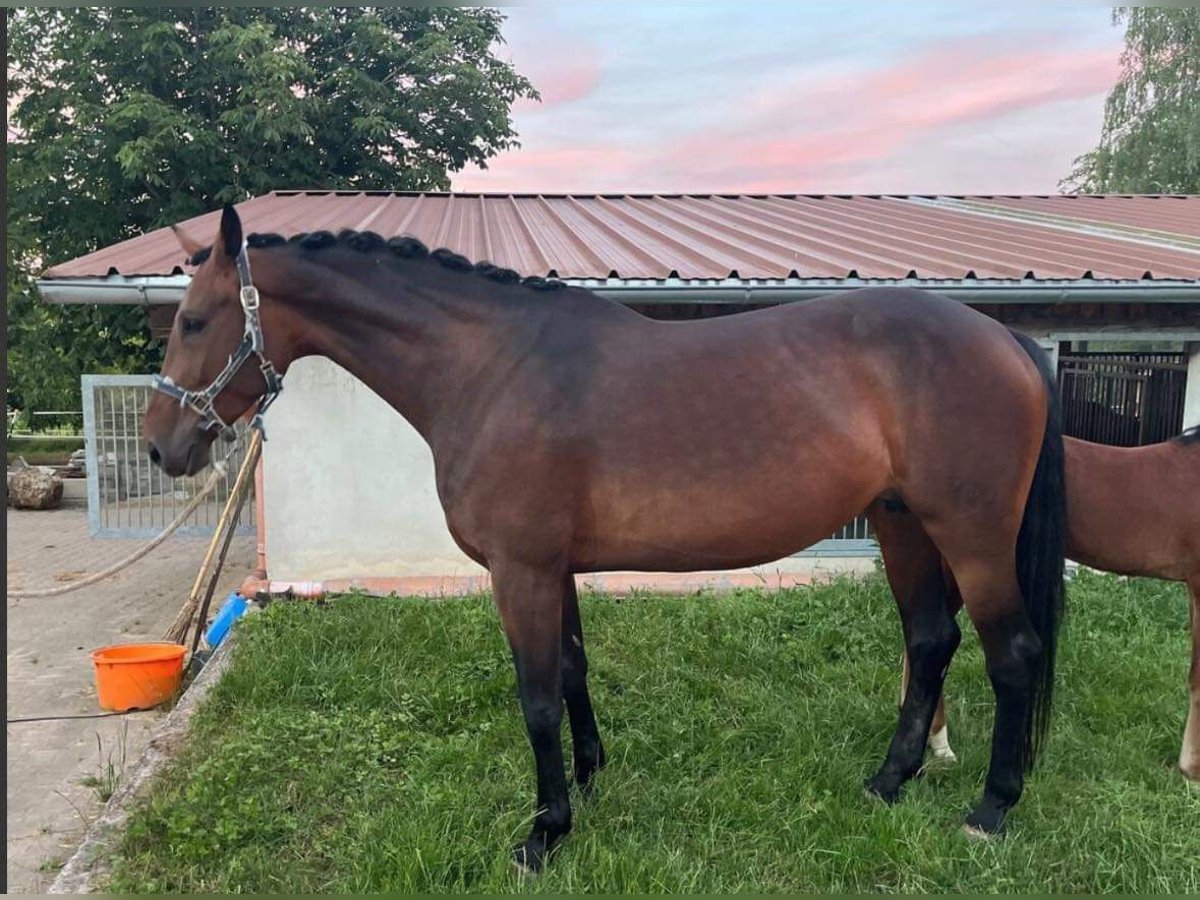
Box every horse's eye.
[181,317,206,336]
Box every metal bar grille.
[795,514,877,558]
[81,375,255,538]
[1057,352,1188,446]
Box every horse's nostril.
[148,444,161,466]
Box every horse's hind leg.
[900,574,965,763]
[562,575,606,791]
[491,559,571,873]
[1181,575,1200,781]
[902,653,958,762]
[866,501,962,803]
[932,544,1044,837]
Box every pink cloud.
[500,16,603,112]
[513,45,602,111]
[660,34,1120,191]
[455,143,642,193]
[848,40,1117,130]
[456,30,1120,194]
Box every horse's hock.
[7,467,64,510]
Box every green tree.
[6,6,536,416]
[1064,7,1200,193]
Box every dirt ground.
[6,506,254,893]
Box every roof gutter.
[37,275,192,307]
[36,275,1198,307]
[587,279,1198,305]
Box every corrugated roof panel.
[579,196,731,278]
[652,196,831,276]
[485,197,553,274]
[893,197,1198,277]
[697,196,906,277]
[541,196,669,277]
[764,196,1002,278]
[41,192,1200,282]
[967,195,1200,240]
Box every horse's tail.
[1009,330,1067,772]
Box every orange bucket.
[90,642,187,712]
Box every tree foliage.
[1064,7,1200,193]
[6,7,536,415]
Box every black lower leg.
[514,689,572,871]
[966,614,1043,836]
[562,578,605,791]
[494,563,573,874]
[867,572,960,803]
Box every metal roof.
[42,192,1200,283]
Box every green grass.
[108,571,1199,893]
[6,434,84,465]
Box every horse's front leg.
[492,558,571,873]
[562,574,606,791]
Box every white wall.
[1185,342,1200,431]
[262,357,486,582]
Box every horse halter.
[152,241,283,441]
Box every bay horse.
[899,428,1200,778]
[144,205,1066,871]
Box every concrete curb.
[48,637,238,894]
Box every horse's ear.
[214,203,243,263]
[169,223,205,258]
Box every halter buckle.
[240,285,260,311]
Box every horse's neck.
[280,262,571,443]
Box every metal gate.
[796,515,876,557]
[1057,352,1189,446]
[81,375,256,538]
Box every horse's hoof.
[962,823,996,841]
[863,775,902,805]
[963,802,1007,839]
[922,747,958,770]
[512,857,537,878]
[512,835,560,876]
[511,845,542,877]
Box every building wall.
[262,357,487,582]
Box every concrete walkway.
[6,507,254,893]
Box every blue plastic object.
[205,592,248,649]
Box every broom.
[163,429,262,646]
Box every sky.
[452,4,1125,195]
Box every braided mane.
[186,229,566,291]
